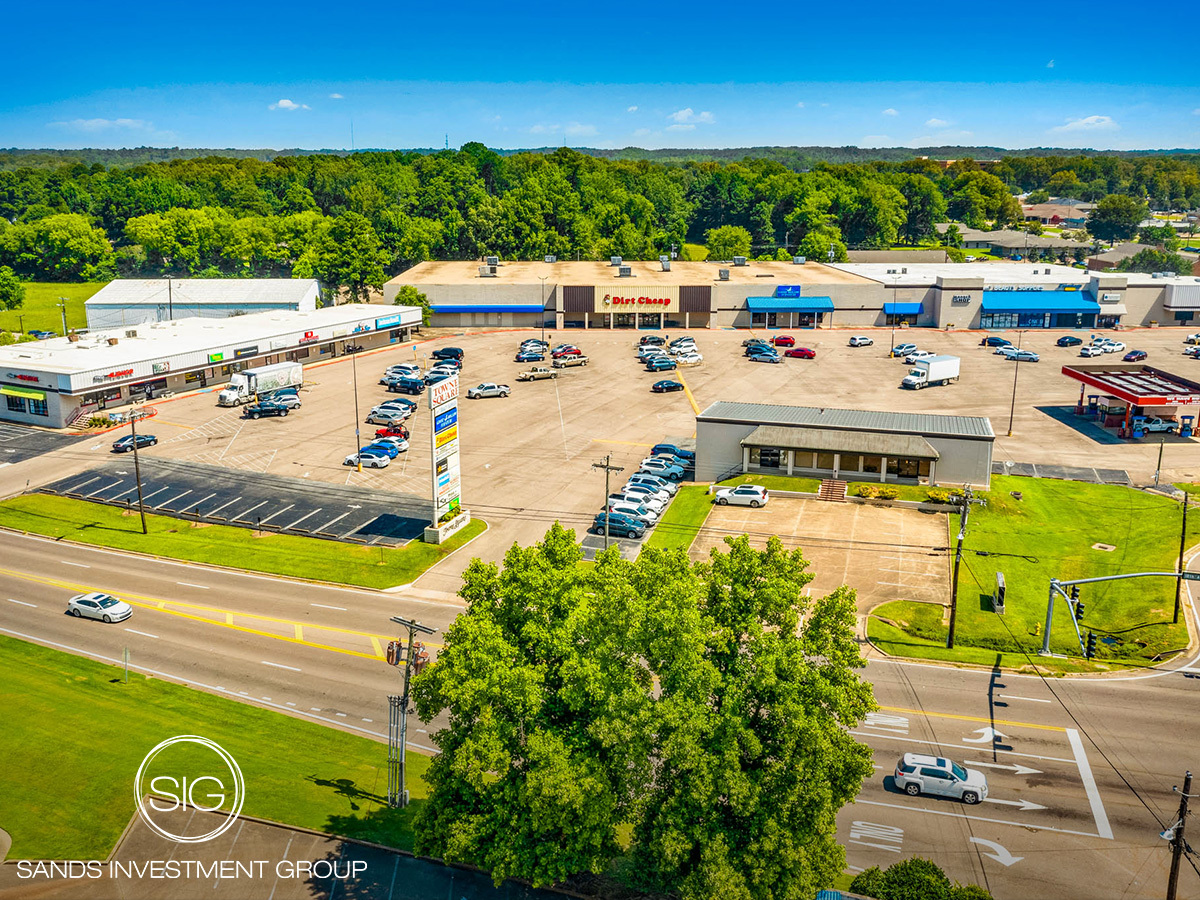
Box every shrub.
[926,488,952,504]
[849,866,886,897]
[854,484,879,499]
[879,857,951,900]
[876,486,900,500]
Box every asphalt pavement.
[0,422,81,465]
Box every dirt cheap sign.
[593,284,679,313]
[429,375,461,522]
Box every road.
[2,532,1197,899]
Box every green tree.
[0,266,24,310]
[850,857,992,900]
[1025,189,1050,204]
[293,211,389,304]
[1088,194,1148,244]
[704,224,752,260]
[1047,169,1082,198]
[799,224,849,262]
[412,526,876,898]
[1115,248,1191,275]
[0,213,114,280]
[1024,220,1044,235]
[1138,223,1180,250]
[393,283,431,326]
[941,224,963,248]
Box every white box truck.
[902,355,960,389]
[217,361,303,406]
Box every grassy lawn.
[0,282,106,334]
[0,633,430,859]
[644,485,712,552]
[0,494,485,590]
[718,472,820,493]
[1175,483,1200,495]
[869,476,1195,668]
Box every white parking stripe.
[155,489,192,509]
[124,628,159,639]
[282,508,323,530]
[232,500,270,521]
[88,479,125,497]
[66,476,101,493]
[206,496,243,517]
[259,504,295,525]
[262,661,301,672]
[191,492,219,510]
[314,512,351,533]
[138,486,172,502]
[6,598,36,608]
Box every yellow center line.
[294,623,303,641]
[371,636,384,658]
[879,705,1066,733]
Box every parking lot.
[0,422,81,465]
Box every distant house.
[936,223,1085,258]
[1021,202,1094,227]
[1087,243,1156,272]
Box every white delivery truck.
[901,355,960,389]
[217,361,303,406]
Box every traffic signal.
[1086,632,1097,659]
[1075,602,1086,622]
[1070,586,1084,621]
[386,641,400,666]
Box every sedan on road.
[67,591,133,623]
[467,382,511,399]
[1056,335,1083,347]
[772,335,796,347]
[893,753,988,805]
[748,351,782,364]
[652,380,684,393]
[344,451,389,468]
[784,347,816,359]
[849,335,874,347]
[112,434,157,453]
[712,484,769,507]
[1123,350,1148,362]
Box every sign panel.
[1182,572,1200,581]
[207,353,224,364]
[1100,292,1122,303]
[429,375,462,524]
[429,375,460,409]
[434,407,458,432]
[774,285,803,299]
[233,345,259,359]
[593,284,679,314]
[375,313,403,329]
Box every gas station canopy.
[1060,364,1200,407]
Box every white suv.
[849,335,874,347]
[893,753,988,805]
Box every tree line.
[1,145,1198,298]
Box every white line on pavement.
[89,479,125,497]
[124,628,159,639]
[59,561,90,568]
[6,598,36,607]
[850,840,901,853]
[233,500,270,521]
[999,694,1052,703]
[191,492,219,509]
[848,730,1074,764]
[261,661,301,672]
[66,476,101,493]
[311,603,347,611]
[314,512,351,533]
[177,582,209,589]
[853,799,1104,839]
[258,504,295,526]
[1067,727,1113,840]
[206,496,243,517]
[139,486,171,502]
[155,489,193,509]
[282,508,323,530]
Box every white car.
[996,346,1021,358]
[675,351,703,365]
[712,484,770,508]
[1101,341,1126,353]
[894,753,988,805]
[623,482,672,504]
[607,501,660,525]
[1143,417,1179,434]
[1185,333,1200,345]
[638,347,669,359]
[67,592,133,623]
[1079,345,1104,357]
[849,336,874,347]
[904,350,936,364]
[466,383,511,399]
[609,491,667,513]
[372,437,410,452]
[628,473,678,496]
[344,452,390,468]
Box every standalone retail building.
[84,279,320,329]
[695,401,995,488]
[0,305,421,429]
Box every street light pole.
[56,298,68,337]
[128,411,149,535]
[946,488,972,649]
[538,275,547,344]
[889,275,899,355]
[1006,330,1023,437]
[350,346,362,472]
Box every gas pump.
[1131,415,1147,439]
[1182,415,1195,439]
[1086,395,1099,418]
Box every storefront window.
[897,458,920,479]
[918,460,932,479]
[104,387,122,402]
[6,396,26,413]
[28,398,48,417]
[886,457,900,476]
[862,455,881,474]
[840,454,862,472]
[751,312,766,326]
[1174,311,1195,322]
[815,452,836,470]
[750,447,782,468]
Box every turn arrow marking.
[963,727,1007,743]
[970,837,1023,867]
[983,797,1047,811]
[966,760,1042,776]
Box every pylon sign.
[429,374,461,525]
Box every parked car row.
[639,335,696,392]
[591,445,692,539]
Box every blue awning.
[431,305,545,314]
[981,290,1099,314]
[883,302,924,315]
[746,296,834,313]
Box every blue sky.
[3,1,1197,151]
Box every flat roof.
[85,279,319,307]
[698,401,995,440]
[741,424,940,458]
[0,305,414,377]
[829,262,1087,287]
[390,259,875,287]
[1061,364,1200,407]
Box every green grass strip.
[0,282,106,334]
[644,485,713,552]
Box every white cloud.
[270,98,309,111]
[796,101,805,108]
[1046,59,1055,68]
[529,123,559,134]
[666,123,696,132]
[668,107,714,125]
[329,93,344,100]
[882,108,899,117]
[925,117,948,128]
[627,105,638,112]
[565,122,597,138]
[1049,114,1118,133]
[48,117,175,141]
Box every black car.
[244,401,290,419]
[431,347,464,361]
[112,434,157,452]
[1056,335,1083,347]
[980,336,1012,348]
[652,380,685,393]
[388,377,426,394]
[426,372,453,386]
[743,343,773,356]
[639,335,666,346]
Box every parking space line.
[206,496,243,517]
[283,508,323,530]
[6,598,36,608]
[155,489,192,510]
[88,479,125,497]
[66,476,101,493]
[1067,727,1113,839]
[315,512,351,532]
[259,504,295,525]
[192,492,218,510]
[232,500,270,521]
[139,486,171,502]
[108,485,140,502]
[854,799,1105,839]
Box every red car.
[784,347,816,359]
[375,425,410,440]
[552,347,582,359]
[772,335,796,347]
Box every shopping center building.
[385,258,1200,331]
[0,305,421,429]
[84,279,320,329]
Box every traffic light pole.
[945,489,972,649]
[387,615,436,808]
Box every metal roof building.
[695,401,994,488]
[84,279,320,329]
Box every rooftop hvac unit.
[1045,268,1051,275]
[1166,271,1177,277]
[107,337,119,346]
[718,269,730,281]
[733,256,747,266]
[478,266,496,278]
[901,267,908,274]
[125,329,138,338]
[610,256,623,267]
[544,255,557,263]
[661,260,671,272]
[793,256,806,265]
[886,268,898,274]
[485,256,500,267]
[618,266,632,277]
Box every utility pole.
[946,487,972,649]
[1007,330,1023,437]
[538,275,547,344]
[166,278,173,320]
[590,454,624,551]
[350,345,362,472]
[1155,437,1165,488]
[128,410,149,535]
[387,615,436,808]
[1177,496,1189,624]
[56,298,68,337]
[1166,771,1194,900]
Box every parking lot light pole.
[1006,330,1024,437]
[128,410,149,535]
[56,298,68,337]
[538,276,547,344]
[350,345,362,472]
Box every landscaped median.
[0,494,485,590]
[868,475,1198,672]
[0,633,429,860]
[644,484,713,551]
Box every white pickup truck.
[1143,417,1179,434]
[516,366,557,382]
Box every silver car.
[893,753,988,805]
[67,592,133,623]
